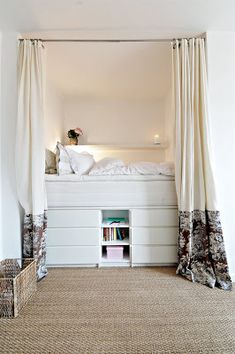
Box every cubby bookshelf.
[100,210,130,266]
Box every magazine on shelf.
[102,217,128,226]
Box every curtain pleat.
[172,39,232,290]
[16,40,47,280]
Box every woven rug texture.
[0,267,235,354]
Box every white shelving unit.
[100,210,131,267]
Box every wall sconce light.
[154,134,161,145]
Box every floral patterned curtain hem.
[176,210,232,291]
[23,212,48,280]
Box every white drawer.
[47,228,99,246]
[47,246,99,265]
[131,209,178,227]
[132,227,178,245]
[132,245,177,264]
[47,209,100,228]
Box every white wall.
[62,96,166,162]
[44,80,64,151]
[206,32,235,280]
[164,88,174,162]
[0,32,22,259]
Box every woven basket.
[0,258,37,318]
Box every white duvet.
[89,159,174,176]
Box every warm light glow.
[154,134,161,144]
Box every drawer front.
[132,227,178,245]
[131,209,178,227]
[132,245,177,264]
[47,246,99,265]
[47,209,100,228]
[47,228,99,246]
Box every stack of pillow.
[45,142,95,176]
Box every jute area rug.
[0,267,235,354]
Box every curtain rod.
[19,38,174,43]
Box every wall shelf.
[102,239,130,246]
[69,144,168,151]
[101,223,129,228]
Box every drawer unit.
[47,228,100,246]
[131,208,178,227]
[132,245,177,264]
[46,207,178,267]
[47,246,99,265]
[132,227,178,245]
[47,209,100,228]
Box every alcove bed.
[17,37,231,289]
[43,40,177,267]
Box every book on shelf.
[117,228,122,240]
[102,227,129,242]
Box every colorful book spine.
[103,227,129,242]
[117,228,122,240]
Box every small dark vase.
[69,137,78,145]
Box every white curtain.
[16,40,47,280]
[172,38,232,290]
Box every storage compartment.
[47,228,100,246]
[101,245,130,265]
[131,208,178,227]
[100,210,130,266]
[132,245,177,264]
[47,246,100,265]
[102,210,129,226]
[106,246,124,260]
[102,227,129,242]
[47,209,100,227]
[132,227,177,245]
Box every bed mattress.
[45,174,177,208]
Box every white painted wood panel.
[132,227,177,245]
[46,179,177,208]
[132,245,177,264]
[47,209,100,227]
[47,246,99,265]
[131,209,178,227]
[47,228,99,246]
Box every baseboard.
[231,273,235,283]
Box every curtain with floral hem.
[172,38,232,290]
[23,213,48,280]
[16,39,47,280]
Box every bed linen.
[89,161,174,176]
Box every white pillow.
[158,162,175,176]
[65,149,95,176]
[128,161,161,175]
[56,142,73,175]
[89,157,124,175]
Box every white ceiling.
[46,42,171,100]
[1,0,234,100]
[0,0,235,33]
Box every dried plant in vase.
[67,127,83,145]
